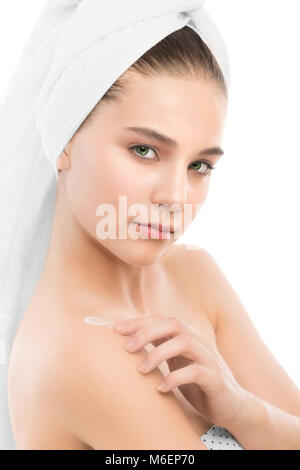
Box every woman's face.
[57,72,227,267]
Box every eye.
[129,144,216,176]
[189,159,216,176]
[129,144,157,162]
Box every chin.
[101,237,173,267]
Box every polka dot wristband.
[200,425,244,450]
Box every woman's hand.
[113,313,248,429]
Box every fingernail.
[114,321,132,332]
[157,382,168,392]
[114,324,127,332]
[137,361,149,372]
[124,338,137,350]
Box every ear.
[57,140,73,173]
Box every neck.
[39,195,150,317]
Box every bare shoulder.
[55,317,208,450]
[160,243,222,331]
[7,314,93,449]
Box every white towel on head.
[0,0,230,449]
[36,0,230,180]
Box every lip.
[135,222,175,233]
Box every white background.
[0,0,299,391]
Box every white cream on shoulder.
[83,316,114,327]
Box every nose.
[152,162,188,210]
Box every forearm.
[225,390,300,450]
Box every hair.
[76,25,227,134]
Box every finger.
[138,335,212,373]
[122,317,182,352]
[113,313,178,334]
[157,364,212,393]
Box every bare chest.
[9,248,217,448]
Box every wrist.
[225,388,266,435]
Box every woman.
[3,1,300,451]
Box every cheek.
[93,151,142,209]
[189,175,210,202]
[66,148,143,237]
[184,176,211,224]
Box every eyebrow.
[124,126,224,157]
